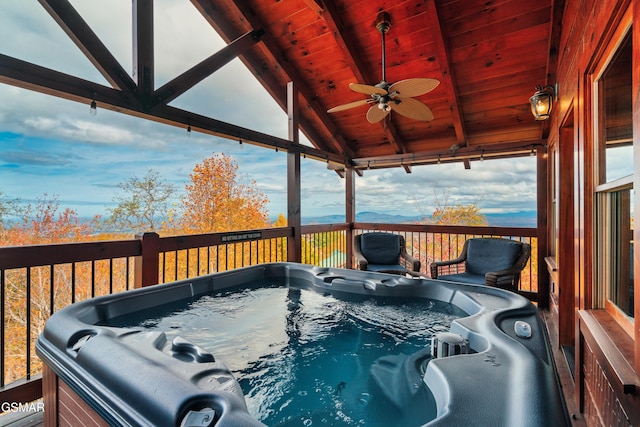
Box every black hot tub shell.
[36,263,568,426]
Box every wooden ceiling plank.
[37,0,138,94]
[133,0,154,98]
[190,2,342,156]
[317,0,409,154]
[193,0,356,158]
[426,0,467,146]
[312,0,371,85]
[152,29,264,107]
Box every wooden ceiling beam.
[191,0,355,158]
[152,29,264,107]
[352,139,547,169]
[37,0,138,94]
[0,54,141,112]
[426,0,467,147]
[537,0,566,139]
[133,0,154,98]
[0,54,345,165]
[314,0,410,155]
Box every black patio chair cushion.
[465,238,522,275]
[360,233,401,265]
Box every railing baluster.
[109,259,113,295]
[71,263,76,304]
[25,267,31,380]
[91,260,96,298]
[50,265,55,316]
[1,269,4,387]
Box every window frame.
[591,13,634,336]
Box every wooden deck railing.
[0,223,538,408]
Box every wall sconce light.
[529,84,557,121]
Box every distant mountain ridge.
[300,210,537,227]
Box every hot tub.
[36,263,567,426]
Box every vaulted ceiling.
[0,0,563,171]
[193,0,563,168]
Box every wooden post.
[132,0,154,98]
[287,81,302,263]
[635,0,640,375]
[537,148,549,308]
[345,166,355,269]
[134,232,159,288]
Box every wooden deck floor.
[0,411,43,427]
[542,309,587,427]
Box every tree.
[409,190,488,277]
[180,153,269,233]
[106,168,177,233]
[0,191,23,232]
[2,194,101,383]
[272,213,287,227]
[430,190,488,226]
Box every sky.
[0,1,537,223]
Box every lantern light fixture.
[529,84,557,121]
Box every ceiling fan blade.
[389,78,440,98]
[327,98,372,113]
[366,105,389,123]
[389,97,434,121]
[349,83,387,96]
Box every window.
[594,27,634,324]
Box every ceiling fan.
[327,12,440,123]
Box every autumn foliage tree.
[180,153,269,233]
[409,190,489,278]
[2,194,103,383]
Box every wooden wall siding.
[583,339,633,427]
[552,0,632,332]
[634,0,640,373]
[551,0,640,423]
[579,311,640,426]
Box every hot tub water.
[108,283,466,426]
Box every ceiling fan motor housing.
[376,12,391,33]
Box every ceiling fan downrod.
[376,12,391,85]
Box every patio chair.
[430,238,531,292]
[354,232,421,275]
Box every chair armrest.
[485,268,520,290]
[401,252,421,272]
[430,241,469,279]
[353,237,368,270]
[400,246,421,272]
[486,243,531,290]
[430,256,466,278]
[356,258,369,270]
